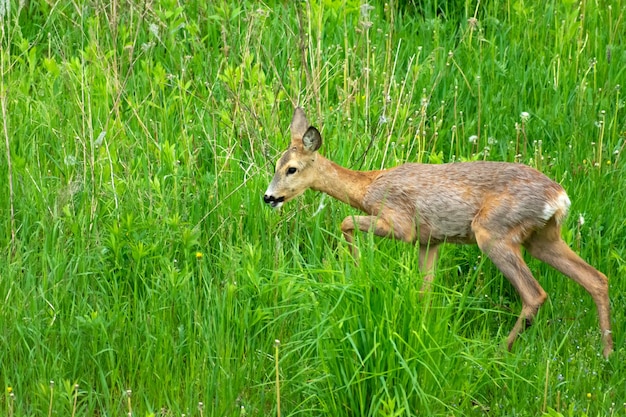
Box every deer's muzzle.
[263,194,285,208]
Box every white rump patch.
[541,191,571,224]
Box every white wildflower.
[64,155,77,166]
[148,23,159,38]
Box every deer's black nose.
[263,194,284,206]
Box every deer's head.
[263,107,322,208]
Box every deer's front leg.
[418,244,439,293]
[341,216,385,259]
[341,215,414,261]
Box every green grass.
[1,0,625,415]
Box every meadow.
[1,0,625,415]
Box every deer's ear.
[302,126,322,153]
[290,107,309,142]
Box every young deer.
[264,107,613,358]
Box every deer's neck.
[311,155,382,212]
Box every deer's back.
[363,161,568,244]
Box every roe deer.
[263,107,613,358]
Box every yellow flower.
[587,392,592,399]
[195,251,203,260]
[7,387,12,393]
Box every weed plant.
[1,1,625,416]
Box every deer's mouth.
[263,194,285,208]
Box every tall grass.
[1,0,625,416]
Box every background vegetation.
[1,0,625,415]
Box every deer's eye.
[286,167,297,175]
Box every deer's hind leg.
[524,219,613,358]
[472,222,548,352]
